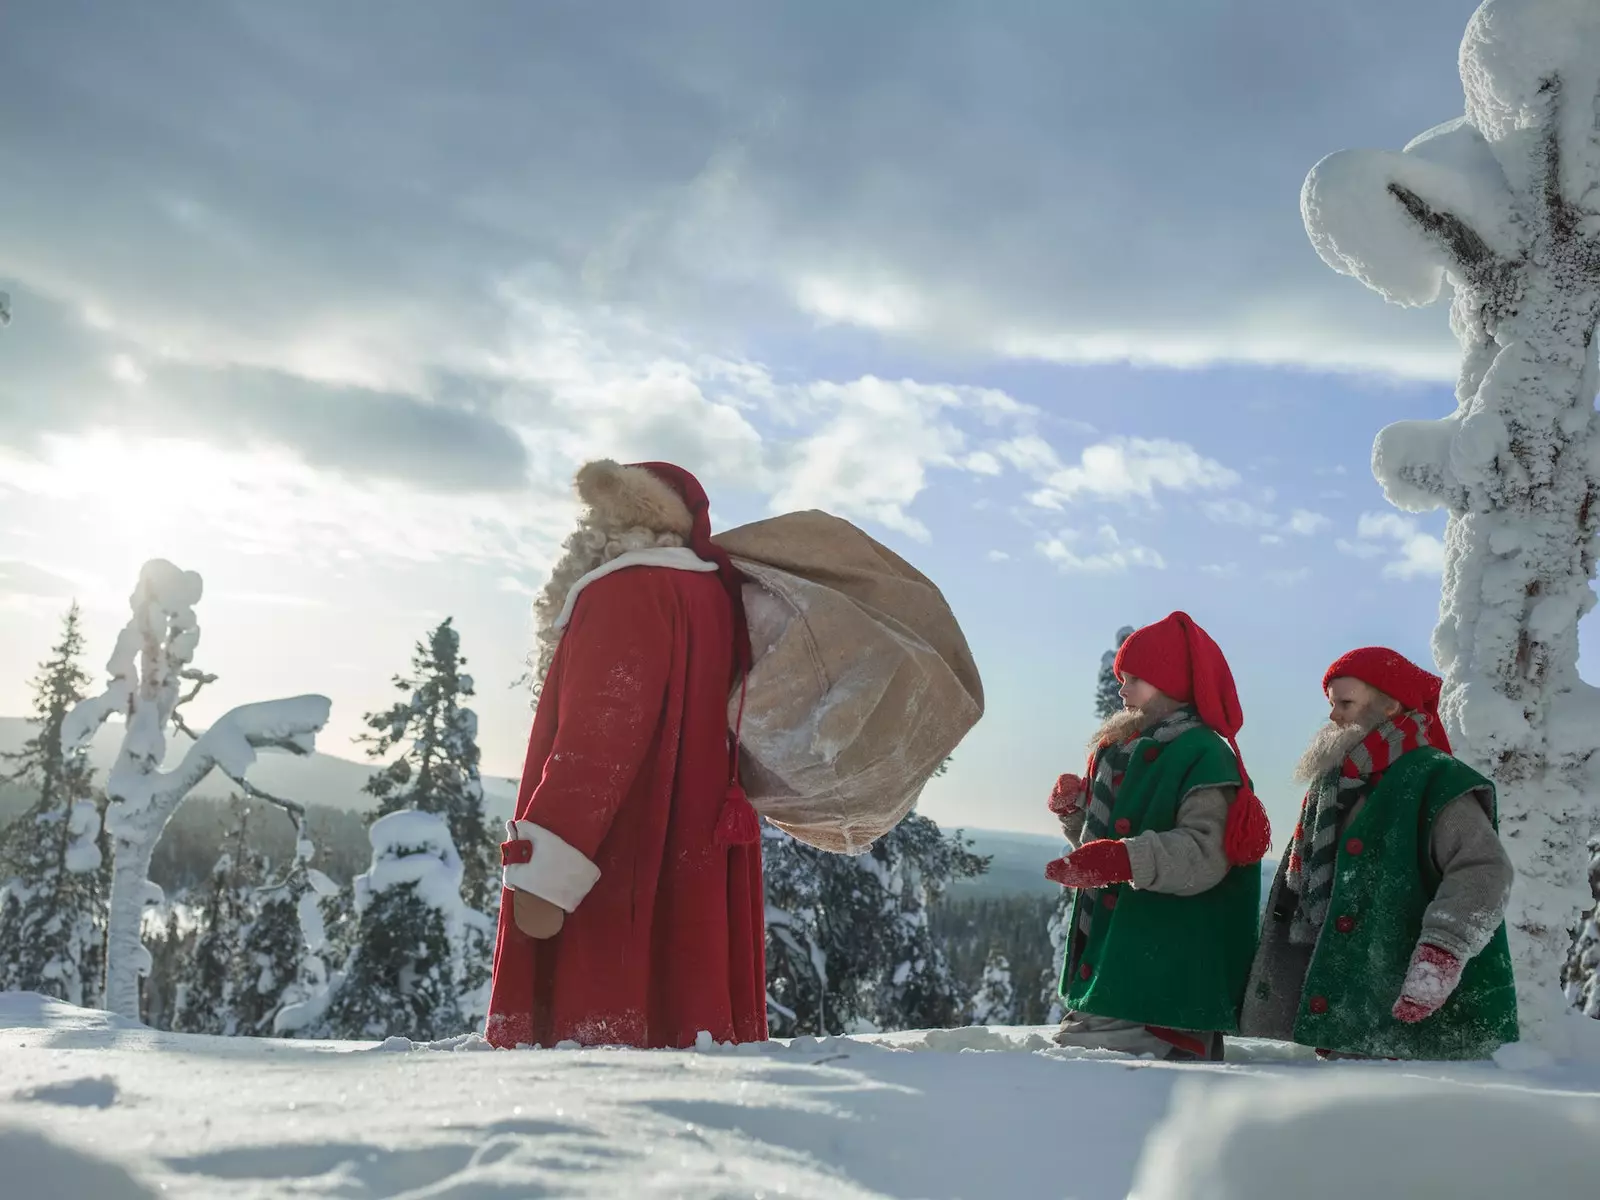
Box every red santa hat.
[630,461,752,675]
[1113,611,1271,865]
[1322,646,1450,752]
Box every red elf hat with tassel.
[630,462,760,848]
[1113,611,1272,865]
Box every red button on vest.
[1309,995,1329,1015]
[1335,915,1355,934]
[1114,818,1132,835]
[1142,746,1160,763]
[1102,892,1118,911]
[1345,837,1364,857]
[1079,963,1093,981]
[501,839,533,865]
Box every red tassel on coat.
[714,782,761,847]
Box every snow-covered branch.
[73,558,331,1020]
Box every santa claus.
[484,459,767,1050]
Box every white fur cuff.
[502,820,601,912]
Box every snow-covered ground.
[5,994,1600,1198]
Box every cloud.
[986,550,1010,562]
[1203,498,1277,528]
[1022,438,1239,509]
[1204,498,1332,541]
[0,0,1477,408]
[765,376,1031,541]
[1201,563,1240,577]
[0,560,81,599]
[0,288,530,493]
[1337,512,1445,579]
[1266,567,1312,586]
[1037,524,1165,574]
[1286,509,1332,536]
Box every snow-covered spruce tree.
[968,950,1017,1026]
[1300,0,1600,1044]
[1095,626,1136,720]
[362,619,494,912]
[762,823,830,1036]
[170,801,262,1036]
[234,835,340,1037]
[63,559,330,1021]
[764,813,987,1034]
[319,810,493,1042]
[0,604,108,1006]
[868,814,989,1030]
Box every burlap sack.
[712,511,985,853]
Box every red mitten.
[1392,943,1464,1024]
[1044,839,1134,889]
[1048,773,1087,815]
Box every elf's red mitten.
[1392,943,1463,1024]
[1048,773,1086,815]
[1044,839,1134,889]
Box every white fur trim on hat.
[502,820,602,913]
[552,547,718,631]
[575,460,695,537]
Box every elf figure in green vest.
[1241,647,1518,1060]
[1045,611,1271,1061]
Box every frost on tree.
[319,810,493,1042]
[1095,627,1136,720]
[968,950,1017,1027]
[362,619,495,912]
[1301,0,1600,1044]
[0,604,109,1007]
[1562,840,1599,1017]
[63,559,331,1021]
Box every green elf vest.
[1284,746,1518,1059]
[1060,726,1262,1031]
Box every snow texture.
[4,994,1600,1199]
[63,559,330,1020]
[1131,1071,1600,1200]
[1303,0,1600,1046]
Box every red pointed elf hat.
[1322,646,1450,753]
[1114,611,1271,865]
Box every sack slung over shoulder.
[713,510,985,854]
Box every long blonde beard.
[1087,693,1181,753]
[526,518,686,698]
[1293,700,1392,783]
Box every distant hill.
[0,715,521,820]
[944,828,1066,900]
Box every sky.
[1,0,1588,842]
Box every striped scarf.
[1072,707,1205,949]
[1285,709,1449,946]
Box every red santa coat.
[485,557,768,1049]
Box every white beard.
[1087,693,1182,753]
[1293,703,1391,783]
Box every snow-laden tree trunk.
[64,560,330,1020]
[1301,0,1600,1047]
